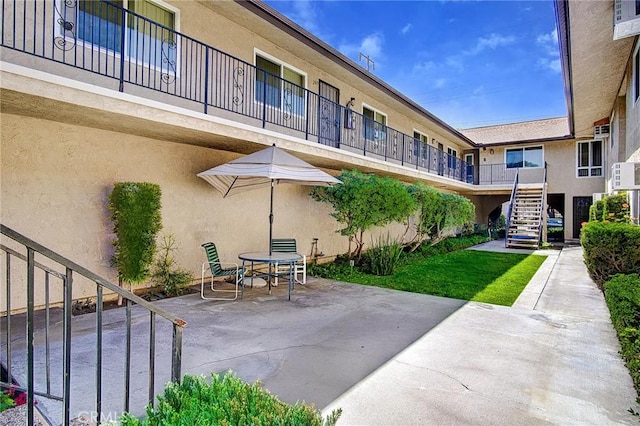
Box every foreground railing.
[505,169,519,248]
[0,0,479,184]
[0,224,186,425]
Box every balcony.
[0,0,515,186]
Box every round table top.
[238,251,302,262]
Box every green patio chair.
[271,238,306,286]
[201,242,243,300]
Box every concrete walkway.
[323,245,638,425]
[4,242,637,425]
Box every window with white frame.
[577,140,603,177]
[72,0,178,70]
[255,53,306,116]
[363,106,387,141]
[506,146,543,168]
[447,147,458,169]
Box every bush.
[120,373,342,426]
[151,234,193,297]
[603,193,631,223]
[604,274,640,401]
[581,221,640,288]
[416,234,489,258]
[589,199,604,222]
[362,234,404,276]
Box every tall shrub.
[581,221,640,288]
[109,182,162,286]
[405,182,475,251]
[311,170,416,259]
[589,199,604,222]
[603,193,631,223]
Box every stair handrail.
[505,168,520,248]
[1,225,186,327]
[539,162,548,246]
[0,224,186,425]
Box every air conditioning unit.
[611,162,640,190]
[614,0,640,40]
[594,125,610,138]
[593,192,608,202]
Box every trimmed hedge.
[120,373,341,425]
[604,274,640,402]
[580,221,640,289]
[602,193,631,223]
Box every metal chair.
[201,242,243,300]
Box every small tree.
[311,170,416,259]
[109,182,162,296]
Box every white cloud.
[413,61,435,73]
[339,32,384,61]
[536,29,560,73]
[433,78,447,89]
[466,33,516,55]
[400,23,412,35]
[537,57,561,73]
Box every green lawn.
[327,250,546,306]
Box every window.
[635,45,640,103]
[255,53,306,115]
[413,131,428,159]
[577,140,603,177]
[506,146,543,168]
[363,106,387,141]
[447,147,458,169]
[75,0,178,70]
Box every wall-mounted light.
[346,97,355,108]
[489,148,495,154]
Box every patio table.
[238,252,302,301]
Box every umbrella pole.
[269,180,274,256]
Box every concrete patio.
[2,243,638,425]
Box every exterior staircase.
[506,185,545,248]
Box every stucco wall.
[177,0,471,156]
[1,113,404,311]
[625,41,640,163]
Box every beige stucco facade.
[3,0,640,312]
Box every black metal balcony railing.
[0,225,186,425]
[0,0,489,184]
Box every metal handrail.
[539,162,548,245]
[0,0,475,185]
[1,224,186,425]
[505,168,520,247]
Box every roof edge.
[236,0,479,147]
[554,0,575,136]
[478,135,575,148]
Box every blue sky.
[264,0,566,130]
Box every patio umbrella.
[197,144,341,254]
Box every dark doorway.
[318,80,340,148]
[573,196,592,239]
[437,142,444,176]
[547,193,565,242]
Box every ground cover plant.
[310,236,545,306]
[120,373,341,426]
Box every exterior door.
[465,153,475,183]
[318,80,340,148]
[437,142,444,175]
[573,196,592,238]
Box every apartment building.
[0,0,638,308]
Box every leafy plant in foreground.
[120,372,341,425]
